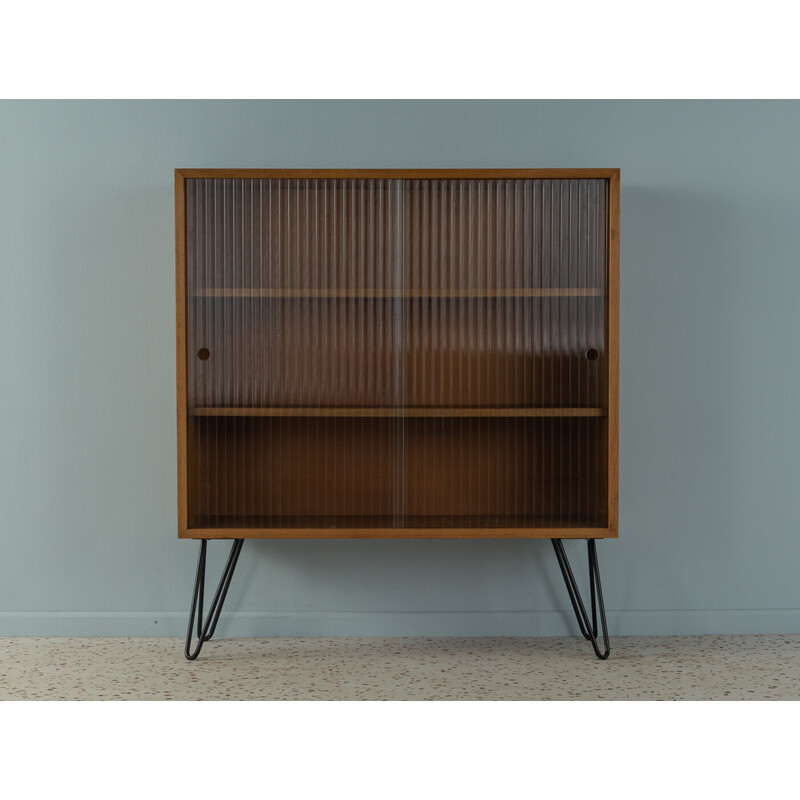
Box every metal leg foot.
[551,539,610,660]
[185,539,244,660]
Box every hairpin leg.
[551,539,610,659]
[185,539,245,660]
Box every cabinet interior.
[179,175,614,535]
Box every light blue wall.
[2,100,799,637]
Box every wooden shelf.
[191,407,607,418]
[191,288,604,299]
[190,514,607,532]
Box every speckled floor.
[1,634,798,700]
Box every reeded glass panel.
[183,177,608,530]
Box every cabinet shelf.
[192,514,606,532]
[191,288,604,299]
[190,406,607,418]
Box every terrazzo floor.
[1,634,798,700]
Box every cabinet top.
[175,168,619,180]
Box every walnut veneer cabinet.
[175,169,619,659]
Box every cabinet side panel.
[175,172,189,533]
[607,172,620,535]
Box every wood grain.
[176,168,620,180]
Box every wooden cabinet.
[175,170,619,540]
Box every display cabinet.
[175,169,619,658]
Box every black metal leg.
[185,539,245,660]
[551,539,610,660]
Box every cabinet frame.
[175,168,619,540]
